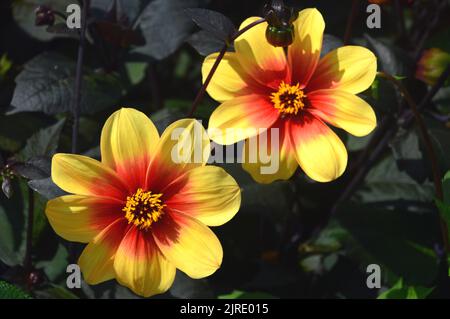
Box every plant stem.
[71,0,89,154]
[24,187,34,275]
[188,44,227,117]
[188,18,266,117]
[344,0,359,45]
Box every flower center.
[270,81,306,115]
[123,188,165,231]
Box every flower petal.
[208,94,279,145]
[101,108,160,190]
[114,227,176,297]
[52,154,128,198]
[146,119,210,191]
[235,17,288,88]
[165,166,241,226]
[45,195,123,243]
[307,46,377,94]
[203,52,262,102]
[78,219,127,285]
[289,114,348,182]
[288,8,325,86]
[242,120,298,183]
[153,211,222,279]
[308,89,377,136]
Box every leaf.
[28,177,65,200]
[336,203,439,285]
[0,181,28,266]
[133,0,209,60]
[150,108,185,134]
[1,178,13,199]
[33,284,79,299]
[365,35,411,76]
[443,171,450,205]
[12,0,74,42]
[218,290,276,299]
[10,52,124,115]
[35,244,69,282]
[185,8,235,43]
[91,0,146,23]
[14,157,51,180]
[321,34,344,58]
[170,271,214,299]
[0,281,32,299]
[187,30,226,56]
[17,119,65,162]
[355,156,434,203]
[389,129,422,161]
[125,62,148,85]
[377,278,434,299]
[429,126,450,172]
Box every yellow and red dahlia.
[416,48,450,86]
[45,108,241,297]
[203,8,377,183]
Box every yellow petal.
[101,108,160,188]
[289,114,348,182]
[166,166,241,226]
[52,154,128,198]
[45,195,122,243]
[308,46,377,94]
[146,119,210,189]
[114,228,176,297]
[203,52,257,102]
[153,212,222,279]
[289,8,325,86]
[235,17,288,88]
[78,219,127,285]
[242,120,298,183]
[308,89,377,137]
[208,94,279,145]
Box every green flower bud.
[264,0,298,47]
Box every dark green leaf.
[0,281,32,299]
[133,0,209,60]
[17,119,65,162]
[28,177,65,200]
[355,156,434,203]
[337,203,438,284]
[218,290,276,299]
[1,178,13,199]
[187,30,226,56]
[377,278,434,299]
[10,52,123,115]
[14,157,51,180]
[185,8,235,43]
[321,34,344,58]
[170,271,214,299]
[365,35,410,76]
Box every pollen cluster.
[123,188,165,231]
[270,81,306,115]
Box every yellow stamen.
[270,81,306,115]
[123,188,165,231]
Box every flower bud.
[416,48,450,86]
[264,0,298,47]
[35,5,55,27]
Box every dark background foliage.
[0,0,450,299]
